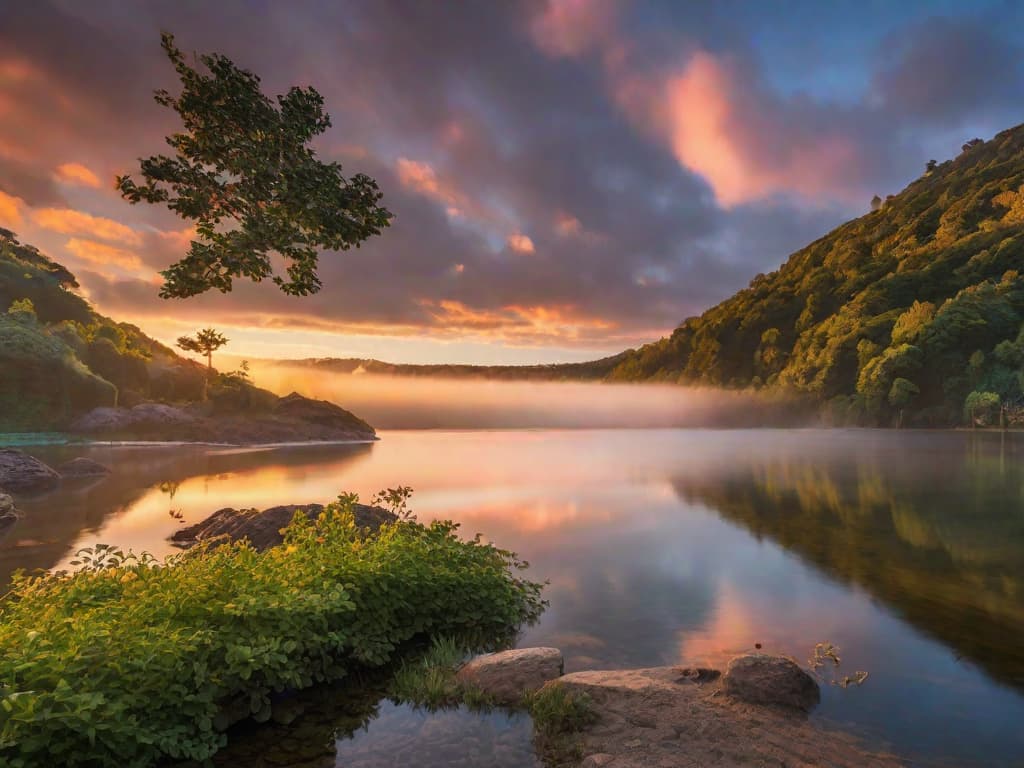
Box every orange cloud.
[65,238,143,271]
[656,52,864,207]
[54,162,102,188]
[31,207,141,246]
[506,233,536,254]
[0,189,24,228]
[424,300,615,342]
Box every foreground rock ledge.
[553,663,904,768]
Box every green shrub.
[0,496,545,767]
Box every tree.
[925,159,937,173]
[888,377,920,428]
[964,390,1000,427]
[961,138,983,153]
[117,33,392,299]
[870,194,882,211]
[177,328,228,401]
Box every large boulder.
[170,503,396,551]
[57,457,111,478]
[722,654,820,712]
[456,647,564,704]
[0,449,60,493]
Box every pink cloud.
[530,0,619,58]
[65,237,143,271]
[506,233,536,254]
[618,51,868,207]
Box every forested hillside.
[0,229,205,429]
[606,125,1024,427]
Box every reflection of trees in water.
[0,443,373,585]
[213,674,386,767]
[672,432,1024,690]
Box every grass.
[388,636,496,710]
[523,683,598,766]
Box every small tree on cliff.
[177,328,228,400]
[117,33,392,299]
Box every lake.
[4,428,1024,767]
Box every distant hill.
[262,354,627,381]
[598,125,1024,427]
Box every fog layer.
[251,364,806,429]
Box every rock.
[0,492,18,534]
[0,449,60,493]
[170,503,396,551]
[581,755,616,767]
[70,403,195,434]
[553,664,901,768]
[456,647,563,704]
[722,653,820,712]
[56,457,111,478]
[274,392,376,436]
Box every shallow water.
[5,429,1024,766]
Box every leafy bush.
[0,496,545,767]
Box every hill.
[0,229,373,441]
[601,126,1024,427]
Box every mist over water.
[250,364,805,429]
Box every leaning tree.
[118,33,392,299]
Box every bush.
[0,497,545,767]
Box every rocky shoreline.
[67,392,377,445]
[458,648,905,768]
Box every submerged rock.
[722,653,820,712]
[170,503,396,551]
[0,449,60,493]
[456,647,564,704]
[56,457,112,478]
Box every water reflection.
[3,429,1024,765]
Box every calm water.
[4,429,1024,766]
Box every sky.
[2,0,1024,364]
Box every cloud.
[657,51,868,207]
[65,237,142,271]
[529,0,620,58]
[30,207,141,246]
[0,189,24,228]
[873,18,1024,124]
[506,233,536,254]
[54,162,102,188]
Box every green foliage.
[0,495,545,767]
[117,33,392,299]
[964,390,1001,425]
[605,123,1024,426]
[177,327,228,369]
